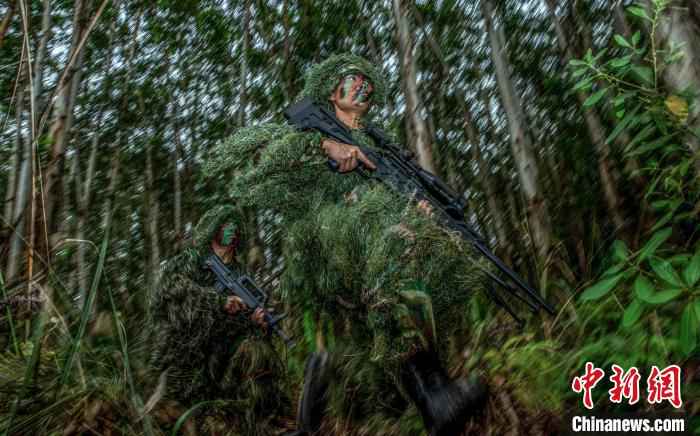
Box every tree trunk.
[652,0,700,173]
[173,116,183,248]
[282,0,294,102]
[481,0,553,260]
[145,146,161,292]
[392,0,436,174]
[31,0,51,129]
[545,0,627,232]
[43,0,86,241]
[465,107,511,261]
[613,0,632,38]
[4,109,21,225]
[363,2,381,63]
[5,84,29,282]
[237,0,250,127]
[0,0,15,49]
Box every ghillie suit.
[147,206,289,435]
[206,54,489,435]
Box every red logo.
[572,363,682,409]
[609,364,641,405]
[647,365,682,408]
[572,362,605,409]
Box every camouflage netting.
[147,239,288,433]
[205,53,491,423]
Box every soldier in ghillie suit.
[147,205,289,435]
[206,54,489,436]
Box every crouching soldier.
[147,205,290,435]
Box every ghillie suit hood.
[300,53,388,116]
[192,205,247,253]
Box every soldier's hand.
[251,307,268,329]
[224,296,247,315]
[417,199,434,217]
[321,139,376,173]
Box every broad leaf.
[631,31,641,45]
[606,104,641,144]
[574,78,594,92]
[610,56,631,68]
[680,304,697,356]
[683,250,700,286]
[644,287,683,304]
[581,273,624,301]
[628,6,651,21]
[622,299,644,327]
[649,258,683,287]
[634,275,655,302]
[612,240,630,263]
[583,88,607,108]
[631,65,654,85]
[602,263,626,278]
[637,228,672,262]
[614,34,632,48]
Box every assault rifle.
[284,97,555,324]
[204,253,295,348]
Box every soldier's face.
[329,73,374,114]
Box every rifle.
[284,97,555,324]
[204,253,295,348]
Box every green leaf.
[631,65,654,85]
[634,275,655,302]
[668,254,691,265]
[583,88,608,108]
[573,77,594,92]
[628,6,652,21]
[581,273,624,301]
[624,123,657,153]
[645,287,683,304]
[680,303,697,356]
[172,401,227,436]
[683,250,700,286]
[650,209,675,232]
[572,67,588,78]
[614,35,632,48]
[622,299,644,327]
[606,104,642,144]
[637,228,672,262]
[695,300,700,319]
[649,257,683,287]
[631,31,641,45]
[569,59,587,67]
[610,56,632,68]
[593,48,609,62]
[612,240,630,262]
[602,263,626,278]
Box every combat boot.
[401,350,488,436]
[294,351,331,435]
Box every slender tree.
[392,0,436,173]
[481,0,553,260]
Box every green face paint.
[338,74,373,103]
[220,223,237,246]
